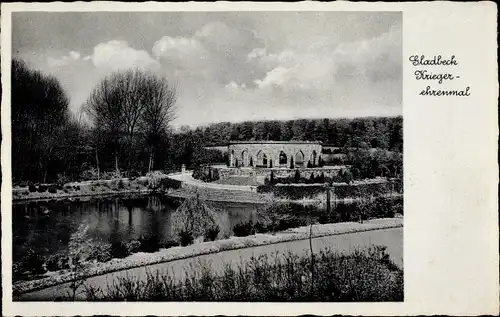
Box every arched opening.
[241,150,248,167]
[295,151,304,167]
[310,150,317,167]
[279,151,288,166]
[256,151,268,167]
[230,150,235,167]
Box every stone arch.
[256,150,268,167]
[295,150,305,167]
[310,150,317,166]
[241,149,249,167]
[279,151,288,166]
[230,150,235,167]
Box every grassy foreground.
[64,245,403,302]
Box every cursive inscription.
[409,55,470,96]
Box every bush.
[171,192,218,240]
[29,185,37,192]
[204,225,220,241]
[110,241,130,259]
[138,235,161,253]
[95,244,112,263]
[160,239,179,249]
[179,230,194,246]
[37,185,47,193]
[48,187,57,194]
[254,221,268,233]
[232,221,254,237]
[21,248,46,274]
[56,173,70,187]
[46,254,62,271]
[84,246,403,301]
[80,167,100,181]
[126,240,142,254]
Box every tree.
[138,72,177,172]
[11,59,72,183]
[290,156,294,169]
[318,156,324,167]
[67,222,94,300]
[171,190,218,241]
[84,72,126,175]
[85,70,177,175]
[294,169,301,183]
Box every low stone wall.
[212,165,349,181]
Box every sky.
[12,11,402,127]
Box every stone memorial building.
[228,141,323,168]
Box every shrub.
[254,221,268,233]
[37,185,47,193]
[56,173,70,187]
[95,243,112,263]
[138,235,160,253]
[84,246,403,301]
[232,221,254,237]
[45,254,71,271]
[80,167,100,181]
[110,241,130,259]
[21,248,46,274]
[48,187,57,194]
[179,230,194,246]
[318,156,325,167]
[294,169,300,182]
[204,225,220,241]
[46,254,62,271]
[126,240,142,254]
[171,192,218,239]
[160,239,179,249]
[29,185,37,192]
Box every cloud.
[90,40,160,71]
[254,67,291,89]
[250,26,401,92]
[68,51,81,60]
[47,50,82,68]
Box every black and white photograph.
[9,10,403,302]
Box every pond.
[12,195,258,265]
[13,194,400,282]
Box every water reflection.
[12,195,259,262]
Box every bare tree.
[84,70,177,175]
[84,72,127,175]
[138,73,177,172]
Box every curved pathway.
[18,227,402,301]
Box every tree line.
[187,116,403,152]
[11,59,402,185]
